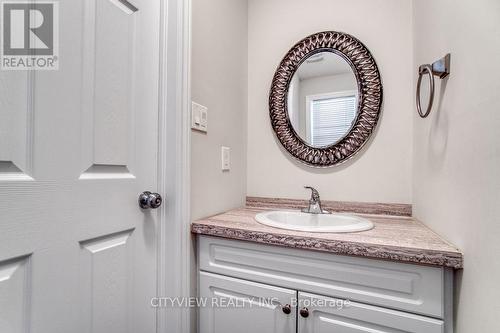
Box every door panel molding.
[0,255,32,333]
[81,0,139,178]
[0,71,34,181]
[79,164,134,180]
[80,228,134,253]
[110,0,139,14]
[79,229,135,333]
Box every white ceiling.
[295,52,353,80]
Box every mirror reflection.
[287,52,358,147]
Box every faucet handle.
[303,186,330,214]
[304,186,320,202]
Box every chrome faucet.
[302,186,330,214]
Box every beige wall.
[247,0,414,203]
[413,0,500,331]
[191,0,248,220]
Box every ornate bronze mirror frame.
[269,31,383,167]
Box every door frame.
[157,0,192,332]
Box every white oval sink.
[255,210,374,233]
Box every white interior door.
[0,0,161,332]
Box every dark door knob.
[299,307,309,318]
[282,304,291,315]
[139,191,162,209]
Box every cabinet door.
[199,272,296,333]
[298,292,444,333]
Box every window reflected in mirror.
[287,52,358,148]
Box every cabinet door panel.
[298,292,443,333]
[199,272,296,333]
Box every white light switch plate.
[191,101,208,132]
[221,146,230,171]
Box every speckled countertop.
[191,197,463,269]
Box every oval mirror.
[287,52,358,147]
[269,31,383,167]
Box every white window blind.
[310,94,356,146]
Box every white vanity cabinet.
[197,236,454,333]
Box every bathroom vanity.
[192,198,462,333]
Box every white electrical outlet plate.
[191,101,208,132]
[221,146,230,171]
